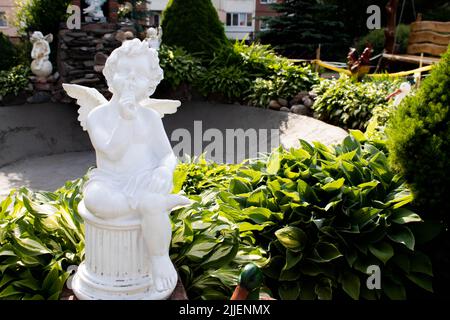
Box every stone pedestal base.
[71,200,176,300]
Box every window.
[0,12,7,27]
[260,0,276,4]
[260,20,269,31]
[226,13,253,27]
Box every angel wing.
[63,83,108,131]
[140,98,181,118]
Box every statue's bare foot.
[151,255,177,292]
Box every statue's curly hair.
[103,39,164,96]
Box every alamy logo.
[66,5,81,30]
[366,265,381,289]
[366,5,381,30]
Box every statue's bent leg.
[139,194,177,293]
[84,181,132,219]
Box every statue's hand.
[147,167,173,194]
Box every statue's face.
[112,54,154,102]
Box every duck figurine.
[231,263,264,300]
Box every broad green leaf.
[388,226,415,250]
[312,242,343,262]
[242,207,280,224]
[349,130,367,143]
[266,152,281,175]
[283,250,302,271]
[369,242,394,264]
[321,178,345,191]
[341,272,360,300]
[383,279,406,300]
[0,285,22,298]
[278,282,300,300]
[410,252,433,276]
[185,239,218,262]
[229,178,252,194]
[238,222,271,232]
[14,237,51,256]
[275,226,307,252]
[405,274,433,292]
[297,180,319,203]
[390,208,422,224]
[172,168,188,193]
[315,278,333,300]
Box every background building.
[0,0,19,39]
[255,0,281,33]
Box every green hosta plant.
[196,65,253,102]
[0,179,85,300]
[158,45,205,88]
[248,64,319,108]
[312,75,398,130]
[0,65,30,97]
[224,131,433,300]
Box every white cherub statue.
[63,39,190,299]
[84,0,107,22]
[146,26,162,50]
[30,31,53,79]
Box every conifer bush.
[161,0,228,58]
[386,46,450,226]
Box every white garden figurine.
[84,0,107,22]
[146,27,162,50]
[63,39,190,300]
[386,82,412,106]
[30,31,53,79]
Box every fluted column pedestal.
[71,200,173,300]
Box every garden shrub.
[311,75,399,130]
[161,0,228,58]
[356,24,410,55]
[158,45,205,89]
[0,33,17,71]
[248,64,319,108]
[196,65,253,102]
[221,131,433,300]
[386,46,450,226]
[0,65,31,98]
[14,0,71,37]
[0,180,84,300]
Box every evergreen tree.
[259,0,347,60]
[161,0,228,57]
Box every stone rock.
[280,107,290,112]
[291,104,312,116]
[70,78,101,85]
[91,29,116,35]
[103,33,114,41]
[277,98,288,107]
[27,91,51,104]
[34,82,52,91]
[269,100,281,110]
[96,43,104,50]
[62,35,74,43]
[302,97,313,108]
[83,61,95,68]
[85,73,96,79]
[94,52,109,65]
[66,32,87,38]
[308,91,318,99]
[68,70,86,77]
[94,65,105,73]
